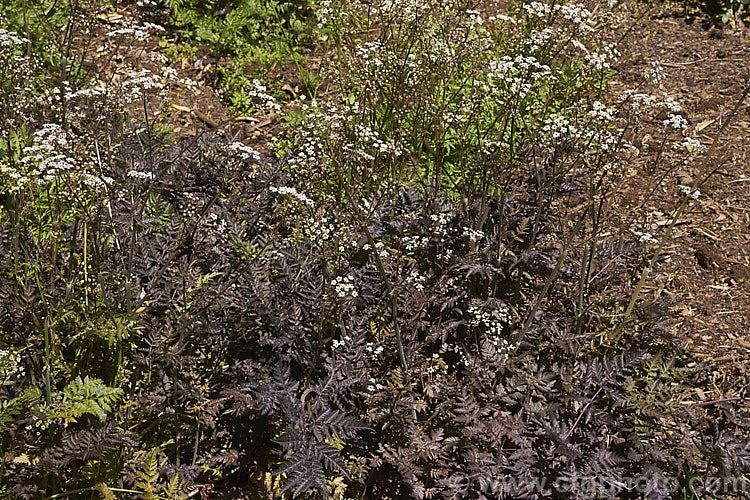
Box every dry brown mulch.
[78,4,287,153]
[612,4,750,405]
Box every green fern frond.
[93,482,117,500]
[0,386,41,427]
[57,376,124,421]
[135,450,162,500]
[163,473,182,500]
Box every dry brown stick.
[661,58,747,68]
[689,397,742,407]
[170,103,219,128]
[241,117,275,133]
[191,108,219,128]
[171,104,278,132]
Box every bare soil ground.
[77,0,750,407]
[612,4,750,407]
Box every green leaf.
[58,376,124,421]
[94,483,117,500]
[0,387,42,427]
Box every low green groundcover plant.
[162,0,315,112]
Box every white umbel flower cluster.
[127,169,155,181]
[247,79,281,112]
[331,274,358,298]
[467,299,511,339]
[270,185,315,209]
[228,141,262,162]
[0,28,30,47]
[0,347,25,381]
[678,184,701,200]
[106,21,165,41]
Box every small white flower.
[678,184,700,200]
[466,9,484,25]
[161,67,178,80]
[127,169,155,181]
[662,96,682,113]
[645,61,665,86]
[228,141,262,161]
[247,79,281,111]
[681,137,706,154]
[403,235,428,251]
[633,230,658,244]
[0,28,30,47]
[405,269,427,292]
[664,113,688,130]
[588,101,615,121]
[270,185,315,208]
[524,2,552,18]
[0,347,25,380]
[332,335,352,350]
[462,227,485,244]
[490,14,517,24]
[331,274,357,299]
